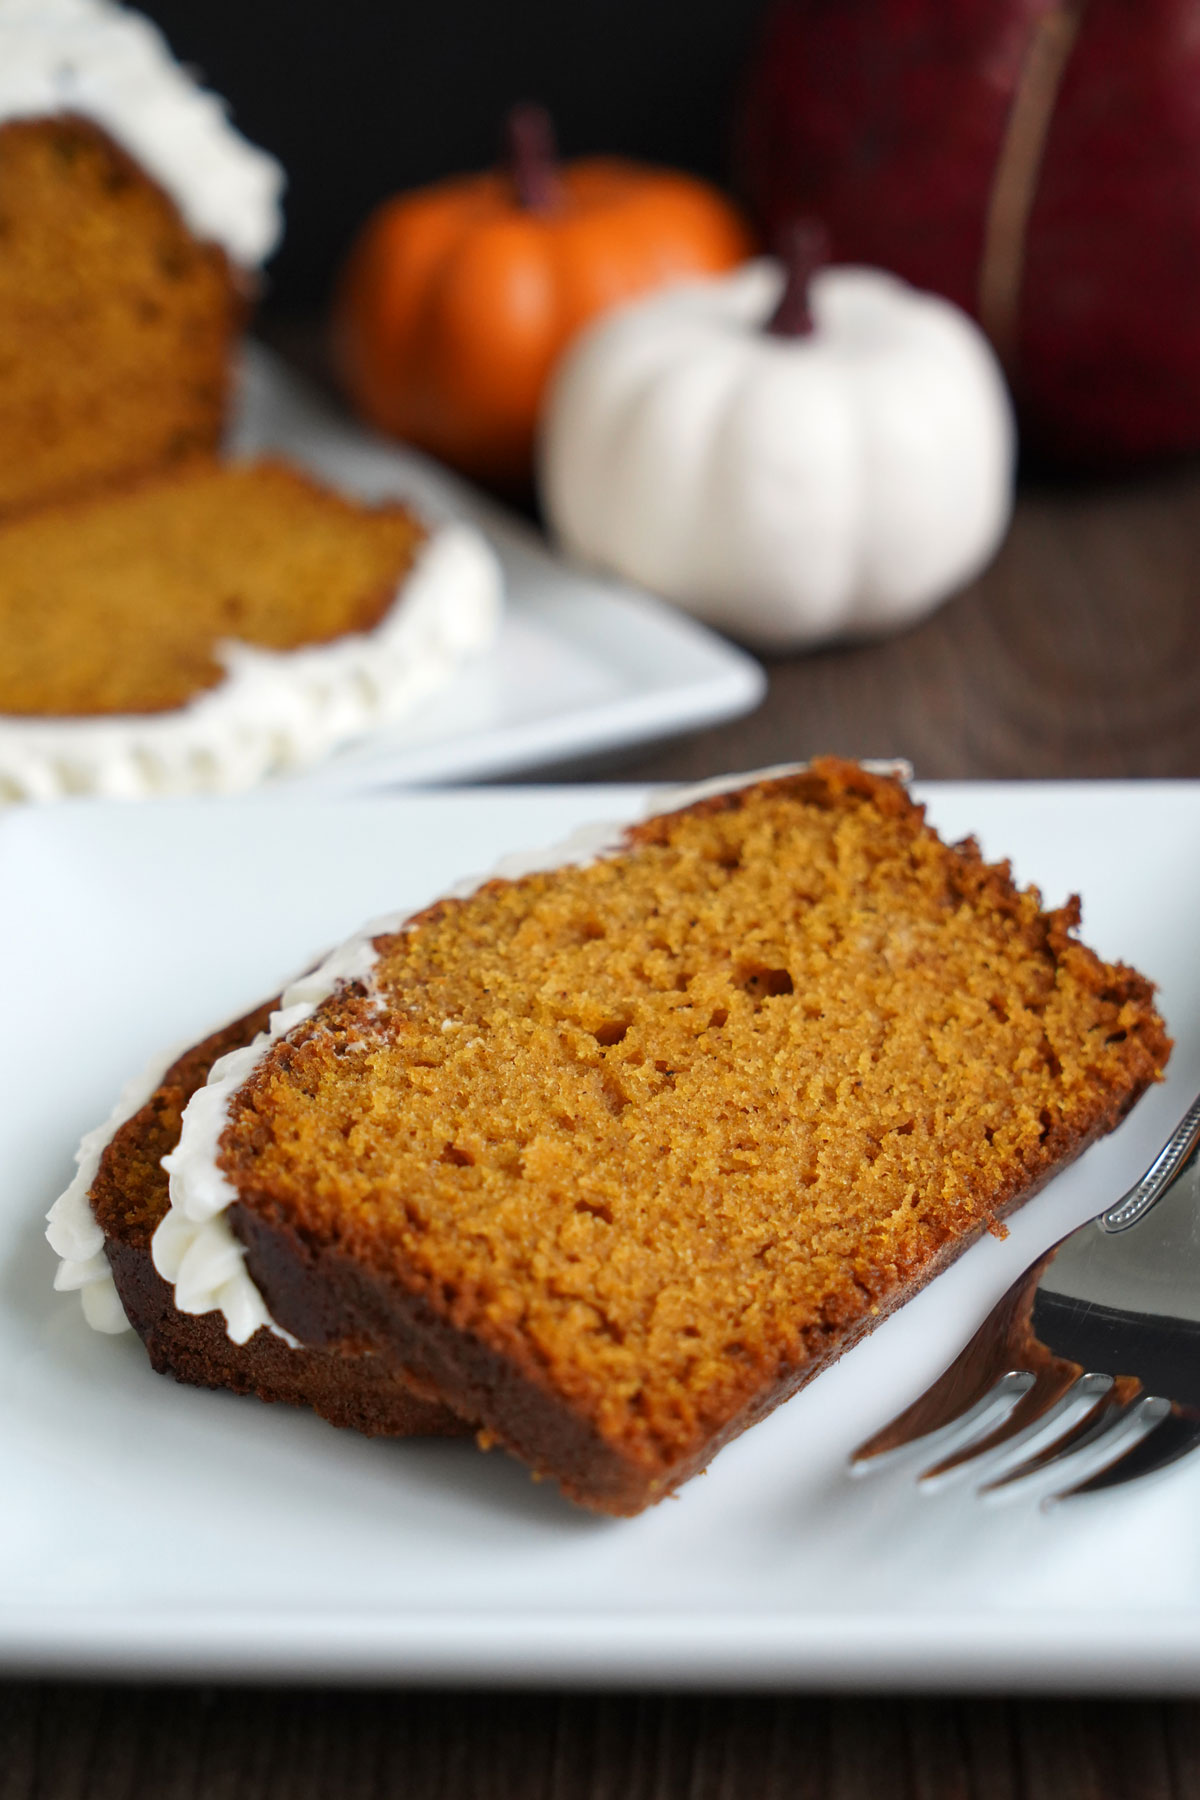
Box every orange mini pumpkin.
[333,106,756,490]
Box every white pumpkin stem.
[507,103,563,213]
[766,220,831,337]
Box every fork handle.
[1101,1091,1200,1232]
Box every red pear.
[738,0,1200,466]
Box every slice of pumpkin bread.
[179,759,1169,1512]
[0,453,501,801]
[90,1005,468,1439]
[0,457,423,718]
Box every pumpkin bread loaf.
[159,759,1168,1514]
[0,115,244,519]
[0,458,425,718]
[90,1003,469,1439]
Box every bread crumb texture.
[220,761,1170,1506]
[0,116,237,519]
[0,459,424,715]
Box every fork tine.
[918,1366,1101,1482]
[1054,1404,1200,1500]
[979,1379,1130,1492]
[851,1261,1051,1466]
[851,1368,1033,1467]
[852,1288,1050,1468]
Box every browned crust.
[221,757,1171,1514]
[233,1200,638,1505]
[90,1003,469,1440]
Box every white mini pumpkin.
[539,247,1015,649]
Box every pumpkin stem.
[766,220,831,336]
[507,103,564,213]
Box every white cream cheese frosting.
[0,520,503,803]
[46,1039,187,1333]
[47,762,913,1344]
[0,0,284,267]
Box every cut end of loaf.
[0,115,240,520]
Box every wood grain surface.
[567,461,1200,788]
[4,1687,1200,1799]
[8,335,1200,1795]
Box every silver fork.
[851,1092,1200,1501]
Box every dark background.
[142,0,772,313]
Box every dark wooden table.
[8,338,1200,1798]
[564,454,1200,790]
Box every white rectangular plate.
[3,781,1199,1687]
[231,348,764,793]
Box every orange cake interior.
[0,115,240,519]
[0,458,426,716]
[219,762,1169,1512]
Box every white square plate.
[3,781,1199,1687]
[231,348,764,793]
